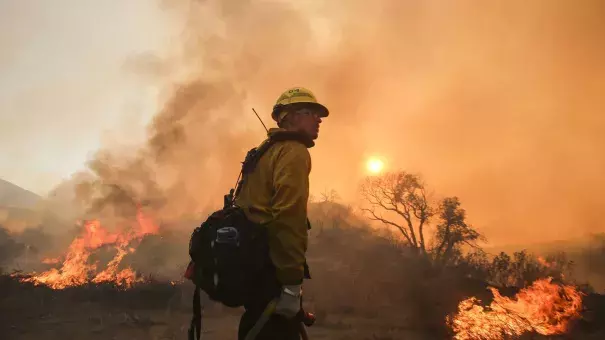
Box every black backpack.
[185,132,310,340]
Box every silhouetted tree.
[360,171,433,256]
[360,171,483,265]
[483,250,574,287]
[433,197,482,264]
[308,188,346,236]
[319,188,340,203]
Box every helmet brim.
[305,102,329,118]
[272,102,329,121]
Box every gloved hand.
[274,284,301,319]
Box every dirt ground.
[5,312,434,340]
[2,275,604,340]
[0,277,438,340]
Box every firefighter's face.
[291,108,323,140]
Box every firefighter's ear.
[271,104,284,122]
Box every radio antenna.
[252,108,269,133]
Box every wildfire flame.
[448,278,583,340]
[18,208,159,290]
[537,256,552,268]
[42,257,60,264]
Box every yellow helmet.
[271,87,329,122]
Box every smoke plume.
[70,0,605,246]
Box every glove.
[274,284,301,319]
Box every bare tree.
[360,171,483,265]
[360,171,433,255]
[308,188,343,236]
[319,188,340,203]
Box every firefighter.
[234,87,328,339]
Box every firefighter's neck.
[284,126,308,137]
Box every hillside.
[0,178,69,233]
[0,178,41,209]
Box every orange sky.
[4,0,605,246]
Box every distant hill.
[484,234,604,256]
[0,178,68,233]
[0,178,41,209]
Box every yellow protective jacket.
[234,128,313,285]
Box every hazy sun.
[366,157,384,174]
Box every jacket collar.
[267,128,315,148]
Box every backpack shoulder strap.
[241,137,279,175]
[231,131,311,204]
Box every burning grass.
[447,278,584,339]
[2,273,183,309]
[3,201,605,339]
[14,207,159,289]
